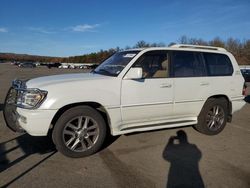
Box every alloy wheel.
[206,105,225,131]
[62,116,99,152]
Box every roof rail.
[170,44,227,52]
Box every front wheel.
[194,98,228,135]
[52,106,107,158]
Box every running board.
[121,120,196,131]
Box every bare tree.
[134,40,150,48]
[178,35,189,44]
[209,37,225,47]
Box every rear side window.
[203,53,233,76]
[171,51,206,77]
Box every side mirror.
[124,67,143,80]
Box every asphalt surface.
[0,63,250,188]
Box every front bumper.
[16,108,57,136]
[4,86,57,136]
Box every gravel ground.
[0,63,250,188]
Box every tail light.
[242,83,247,96]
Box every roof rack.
[170,44,227,52]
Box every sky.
[0,0,250,57]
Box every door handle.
[200,82,209,86]
[160,83,172,88]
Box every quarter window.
[203,53,233,76]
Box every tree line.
[60,36,250,65]
[1,36,250,65]
[175,36,250,65]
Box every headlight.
[16,89,47,109]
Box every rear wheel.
[52,106,107,158]
[194,98,228,135]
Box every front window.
[132,50,169,78]
[93,51,140,76]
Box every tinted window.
[171,51,206,77]
[133,51,169,78]
[203,53,233,76]
[241,69,250,75]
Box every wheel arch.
[205,94,232,122]
[50,102,112,134]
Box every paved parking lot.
[0,63,250,188]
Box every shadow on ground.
[0,134,56,172]
[163,130,204,188]
[100,149,155,188]
[0,103,3,112]
[102,134,120,151]
[0,134,56,186]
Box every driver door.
[121,50,174,128]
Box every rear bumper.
[231,98,246,114]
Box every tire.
[52,106,107,158]
[194,98,228,135]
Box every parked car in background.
[240,69,250,82]
[59,64,70,69]
[4,44,246,158]
[11,61,21,66]
[89,64,98,69]
[47,63,62,69]
[18,62,36,68]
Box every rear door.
[170,50,210,117]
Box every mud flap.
[3,87,25,133]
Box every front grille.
[6,80,27,105]
[4,86,26,133]
[12,79,27,89]
[6,88,17,105]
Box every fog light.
[19,115,27,124]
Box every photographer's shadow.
[163,130,204,188]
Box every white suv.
[4,44,246,157]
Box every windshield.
[93,51,140,76]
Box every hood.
[26,73,109,88]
